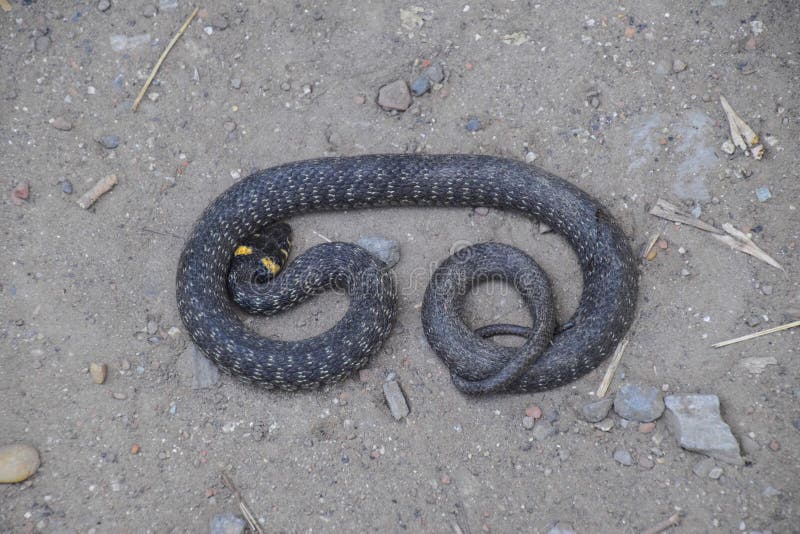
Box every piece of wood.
[77,174,118,209]
[132,7,199,112]
[712,223,784,271]
[596,338,629,398]
[712,320,800,348]
[648,199,723,234]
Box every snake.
[176,154,638,394]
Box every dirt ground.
[1,0,799,532]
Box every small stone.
[98,135,119,149]
[581,397,614,423]
[768,438,780,451]
[354,94,366,105]
[89,362,107,384]
[147,92,160,102]
[356,236,400,268]
[439,473,450,485]
[638,456,654,469]
[97,0,111,12]
[755,187,771,202]
[692,457,715,477]
[159,0,178,10]
[762,486,781,497]
[613,448,633,466]
[793,419,800,432]
[410,76,431,96]
[672,59,687,72]
[61,180,73,194]
[11,181,29,205]
[208,14,229,30]
[531,420,555,441]
[0,443,40,483]
[740,356,778,374]
[142,4,157,17]
[112,392,127,400]
[35,36,51,52]
[664,394,743,465]
[51,117,73,131]
[474,206,489,216]
[146,320,158,335]
[613,384,665,422]
[280,82,291,91]
[187,344,220,389]
[740,434,760,454]
[589,96,600,109]
[708,466,724,479]
[525,405,542,420]
[680,268,691,277]
[230,78,241,90]
[224,121,237,133]
[538,222,551,234]
[210,513,246,534]
[721,140,736,154]
[383,380,409,420]
[745,315,761,327]
[422,63,444,84]
[301,84,312,95]
[465,118,482,132]
[522,416,535,430]
[525,151,537,164]
[130,443,140,455]
[638,422,656,433]
[594,418,614,432]
[377,80,412,111]
[760,285,773,296]
[547,523,576,534]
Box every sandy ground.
[1,0,799,532]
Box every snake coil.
[176,154,638,394]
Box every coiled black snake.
[176,154,638,394]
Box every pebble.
[692,457,715,477]
[146,320,158,335]
[580,397,614,423]
[410,75,431,96]
[224,120,237,133]
[356,236,400,268]
[708,466,724,479]
[664,394,743,465]
[745,315,761,327]
[740,434,760,454]
[0,443,40,483]
[159,0,178,9]
[762,486,781,497]
[613,384,665,422]
[109,33,151,52]
[98,135,119,149]
[638,422,656,433]
[594,419,614,432]
[130,443,140,455]
[210,513,246,534]
[465,118,482,132]
[11,181,29,205]
[354,94,366,105]
[474,206,489,216]
[230,78,242,90]
[522,416,535,430]
[35,36,51,52]
[768,438,780,451]
[525,405,542,419]
[760,285,772,296]
[147,92,160,102]
[377,80,412,111]
[112,392,127,400]
[525,151,538,164]
[61,180,73,194]
[422,63,445,84]
[531,420,555,441]
[547,524,576,534]
[208,14,229,30]
[755,187,771,202]
[638,456,654,469]
[142,4,157,17]
[740,356,777,374]
[613,448,633,466]
[89,362,107,384]
[97,0,111,11]
[383,380,409,420]
[51,117,73,131]
[672,59,687,72]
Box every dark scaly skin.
[176,154,639,393]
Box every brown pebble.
[51,117,73,131]
[624,26,636,38]
[439,474,450,485]
[11,181,29,205]
[768,438,780,451]
[525,406,542,420]
[205,487,216,498]
[658,137,668,145]
[0,443,40,483]
[89,362,107,384]
[638,422,656,433]
[130,443,140,455]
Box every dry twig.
[642,512,684,534]
[649,199,722,234]
[132,7,199,112]
[77,174,118,209]
[220,470,264,534]
[596,337,629,398]
[712,319,800,348]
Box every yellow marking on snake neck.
[234,245,253,256]
[261,257,281,275]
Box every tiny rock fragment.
[525,405,542,420]
[377,80,412,111]
[89,362,107,384]
[383,380,409,420]
[645,248,658,261]
[400,6,425,31]
[750,144,765,160]
[51,116,73,131]
[356,236,400,268]
[0,443,40,483]
[112,392,127,400]
[740,356,778,374]
[77,174,118,209]
[410,75,431,96]
[614,384,664,422]
[580,397,614,423]
[594,418,614,432]
[97,134,120,149]
[522,416,535,430]
[130,443,140,455]
[721,140,735,155]
[465,118,481,132]
[501,31,529,46]
[672,59,687,72]
[11,181,29,206]
[613,448,633,466]
[210,513,246,534]
[755,187,771,202]
[97,0,111,12]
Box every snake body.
[176,154,638,393]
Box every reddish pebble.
[745,35,756,50]
[768,438,780,451]
[420,58,431,68]
[130,443,140,455]
[438,87,450,98]
[354,94,366,105]
[439,474,450,485]
[624,26,636,38]
[658,137,668,145]
[657,239,668,250]
[11,181,29,205]
[525,405,542,420]
[370,450,380,459]
[638,422,656,433]
[465,62,473,71]
[205,487,216,498]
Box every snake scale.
[176,154,638,394]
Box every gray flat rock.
[664,394,743,465]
